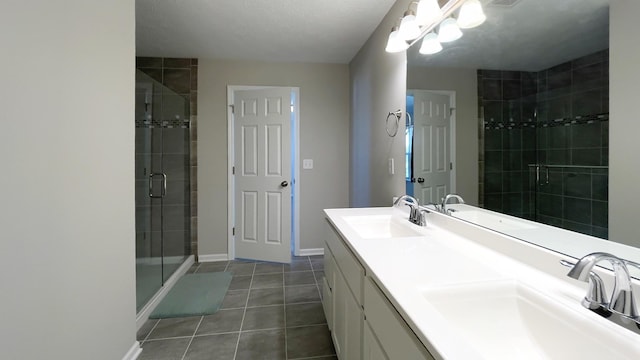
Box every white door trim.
[227,85,300,261]
[408,89,457,193]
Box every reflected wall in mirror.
[406,0,614,247]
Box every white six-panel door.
[412,91,451,205]
[234,88,292,263]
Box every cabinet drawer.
[326,221,365,305]
[364,277,434,360]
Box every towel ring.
[386,110,402,137]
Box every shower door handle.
[149,173,167,198]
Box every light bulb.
[419,32,443,55]
[437,18,463,43]
[398,11,422,40]
[416,0,442,26]
[457,0,486,29]
[385,26,409,53]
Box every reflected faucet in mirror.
[441,194,464,215]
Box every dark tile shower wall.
[136,57,198,257]
[478,49,609,239]
[479,69,537,220]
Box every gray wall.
[197,60,350,256]
[0,0,137,359]
[407,67,479,205]
[610,0,640,247]
[349,0,409,207]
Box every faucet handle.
[609,261,638,318]
[561,260,608,310]
[417,209,429,226]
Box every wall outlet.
[303,159,313,169]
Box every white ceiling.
[408,0,610,71]
[136,0,397,64]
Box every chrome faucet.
[441,194,464,215]
[393,195,427,226]
[566,252,640,334]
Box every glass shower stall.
[135,69,191,312]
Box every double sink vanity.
[321,199,640,359]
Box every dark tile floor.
[136,256,336,360]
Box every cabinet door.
[364,278,434,360]
[333,268,363,360]
[364,321,389,360]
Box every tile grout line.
[140,319,161,344]
[179,315,204,360]
[232,262,256,360]
[308,254,323,301]
[311,265,322,301]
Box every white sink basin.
[423,280,639,359]
[342,215,422,239]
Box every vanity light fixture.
[385,25,411,53]
[419,32,443,54]
[399,9,422,40]
[384,0,486,55]
[457,0,486,29]
[437,17,463,42]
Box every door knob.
[417,177,425,183]
[280,181,289,187]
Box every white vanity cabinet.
[323,219,434,360]
[323,222,364,360]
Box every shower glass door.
[135,68,191,313]
[135,77,162,312]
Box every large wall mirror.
[404,0,640,263]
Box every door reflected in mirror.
[406,90,455,206]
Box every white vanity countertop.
[324,206,640,360]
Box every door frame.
[407,89,457,193]
[227,85,301,260]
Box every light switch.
[303,159,314,169]
[389,158,395,175]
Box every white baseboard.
[198,253,229,262]
[122,341,142,360]
[296,248,324,256]
[136,255,187,266]
[135,255,195,330]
